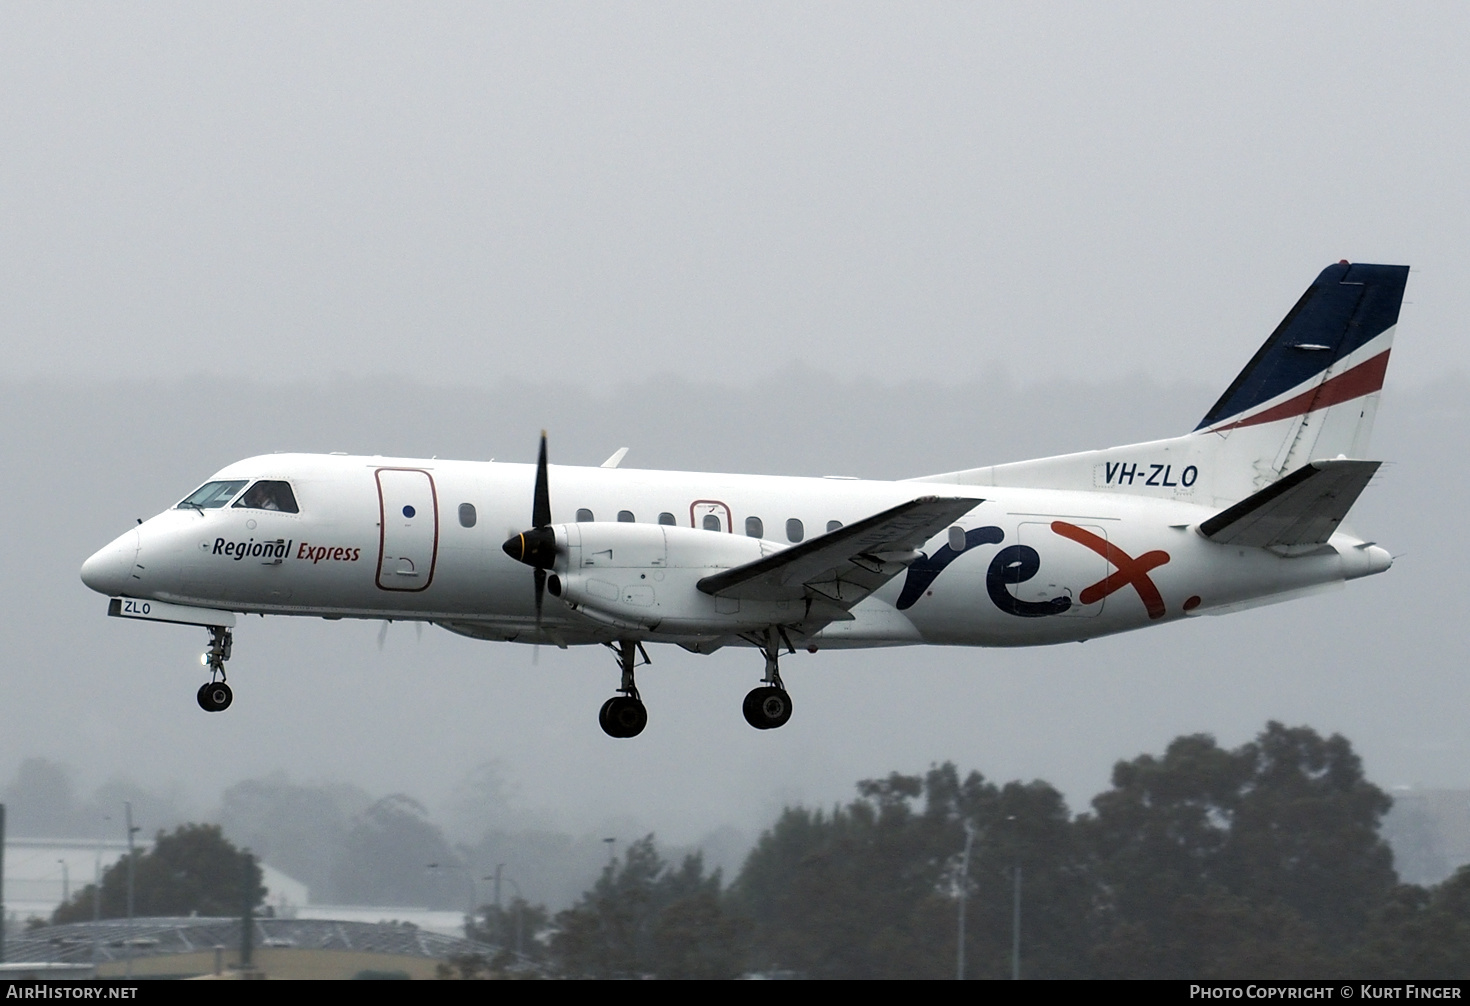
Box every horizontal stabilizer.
[698,495,981,606]
[1198,460,1380,548]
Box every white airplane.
[81,261,1405,737]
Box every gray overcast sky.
[2,3,1468,390]
[3,5,1468,885]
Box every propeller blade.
[533,430,551,529]
[534,566,546,628]
[533,566,546,665]
[503,433,558,565]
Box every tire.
[197,681,233,712]
[743,687,792,730]
[600,696,647,738]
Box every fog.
[2,371,1462,869]
[3,4,1469,902]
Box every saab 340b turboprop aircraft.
[81,261,1405,737]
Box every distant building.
[1,837,132,923]
[7,917,511,980]
[0,837,309,926]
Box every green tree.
[331,794,461,907]
[1353,867,1470,978]
[217,771,372,903]
[466,896,551,963]
[734,763,1092,979]
[1081,722,1396,977]
[52,823,264,923]
[550,836,746,979]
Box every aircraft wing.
[1199,459,1380,548]
[697,496,982,612]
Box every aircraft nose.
[81,529,140,596]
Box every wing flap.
[1198,459,1380,548]
[697,496,982,603]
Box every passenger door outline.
[376,468,439,592]
[689,500,733,532]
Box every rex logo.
[896,522,1170,620]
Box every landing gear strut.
[196,625,233,713]
[599,640,649,738]
[742,629,794,730]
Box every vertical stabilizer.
[1194,262,1407,476]
[912,262,1408,506]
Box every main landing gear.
[196,625,233,713]
[742,629,794,731]
[599,640,650,738]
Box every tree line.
[36,722,1470,978]
[470,723,1470,978]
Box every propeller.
[502,431,558,637]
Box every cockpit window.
[231,480,300,513]
[177,480,248,510]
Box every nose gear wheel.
[197,681,233,712]
[197,625,234,713]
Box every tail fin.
[1194,261,1408,472]
[911,262,1409,507]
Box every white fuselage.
[81,452,1391,652]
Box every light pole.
[1003,814,1020,981]
[502,875,526,959]
[1011,863,1021,980]
[956,819,976,980]
[426,862,477,917]
[124,803,139,979]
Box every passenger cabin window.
[745,516,764,538]
[178,480,248,510]
[617,510,635,522]
[786,518,804,542]
[230,481,299,513]
[827,520,843,533]
[658,512,676,526]
[459,503,477,528]
[576,508,594,522]
[703,514,722,532]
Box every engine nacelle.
[545,522,807,635]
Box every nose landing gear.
[196,625,234,713]
[742,629,794,730]
[599,640,649,738]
